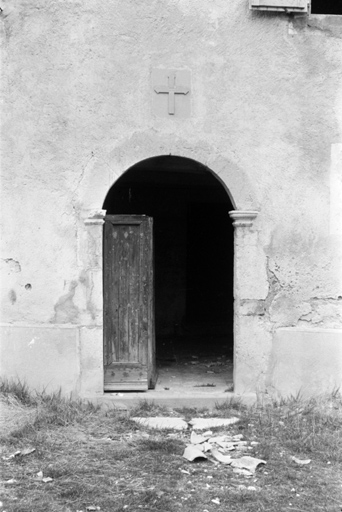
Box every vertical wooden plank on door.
[145,217,157,388]
[103,215,155,390]
[103,220,114,366]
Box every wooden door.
[103,215,156,391]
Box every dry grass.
[0,395,37,437]
[0,380,341,512]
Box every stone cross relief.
[154,72,190,115]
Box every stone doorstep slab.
[85,392,258,412]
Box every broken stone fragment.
[189,417,239,430]
[190,431,209,445]
[210,449,233,464]
[183,445,208,462]
[131,417,188,430]
[202,442,213,452]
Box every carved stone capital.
[83,209,107,226]
[229,210,259,227]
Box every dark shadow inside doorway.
[103,156,234,389]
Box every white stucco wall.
[1,0,341,397]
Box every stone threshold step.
[84,393,258,412]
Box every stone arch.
[79,131,262,396]
[78,130,259,212]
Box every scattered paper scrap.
[180,469,190,474]
[291,456,311,465]
[211,449,232,465]
[231,456,266,474]
[2,448,35,460]
[86,507,101,511]
[35,471,53,483]
[132,417,188,430]
[5,479,17,484]
[2,450,21,460]
[183,445,208,462]
[211,498,220,504]
[21,447,36,456]
[189,417,239,430]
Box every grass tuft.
[130,399,173,417]
[215,396,246,413]
[0,378,37,406]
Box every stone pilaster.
[78,209,106,397]
[229,210,265,394]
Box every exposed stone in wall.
[240,256,342,332]
[298,297,342,328]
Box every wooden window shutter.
[249,0,308,12]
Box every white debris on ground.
[291,456,311,465]
[35,471,53,483]
[183,445,208,461]
[2,447,36,460]
[131,416,266,475]
[183,427,266,474]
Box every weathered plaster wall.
[1,0,341,396]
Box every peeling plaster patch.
[266,251,342,328]
[2,258,21,273]
[52,281,79,324]
[9,289,16,304]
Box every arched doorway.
[103,156,235,392]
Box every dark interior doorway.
[311,0,342,15]
[103,156,234,386]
